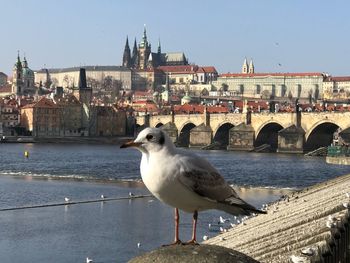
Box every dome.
[23,67,34,77]
[181,94,192,104]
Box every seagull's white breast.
[140,151,215,213]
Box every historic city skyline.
[1,0,350,76]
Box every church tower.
[131,38,138,69]
[248,59,254,74]
[138,25,151,70]
[122,37,131,68]
[12,52,23,95]
[241,58,249,74]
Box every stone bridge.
[135,112,350,153]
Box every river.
[0,143,350,263]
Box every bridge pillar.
[161,122,178,144]
[189,123,212,148]
[227,123,255,151]
[277,125,305,154]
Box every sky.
[1,0,350,76]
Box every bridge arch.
[177,122,196,147]
[213,122,234,147]
[304,121,339,151]
[155,122,164,128]
[255,122,284,151]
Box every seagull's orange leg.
[162,208,183,246]
[185,210,199,245]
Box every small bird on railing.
[64,197,70,202]
[86,257,93,263]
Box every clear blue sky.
[1,0,349,76]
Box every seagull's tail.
[217,196,267,216]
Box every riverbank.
[205,173,350,262]
[1,136,133,144]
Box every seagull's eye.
[146,134,154,141]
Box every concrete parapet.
[128,244,259,263]
[205,174,350,262]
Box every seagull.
[202,235,209,241]
[86,257,93,263]
[120,127,266,245]
[137,242,141,248]
[129,192,135,198]
[301,247,316,256]
[219,216,229,224]
[290,255,308,263]
[101,194,106,199]
[64,197,70,202]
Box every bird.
[64,197,70,202]
[101,194,106,199]
[120,127,266,245]
[290,255,308,263]
[301,247,316,256]
[129,192,135,198]
[219,215,229,224]
[86,257,93,263]
[202,235,209,241]
[137,242,141,248]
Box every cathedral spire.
[131,38,138,68]
[157,38,161,54]
[122,36,131,68]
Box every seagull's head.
[120,127,174,154]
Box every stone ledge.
[128,244,259,263]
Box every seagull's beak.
[120,140,142,149]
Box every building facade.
[213,72,324,100]
[0,72,7,86]
[34,66,132,92]
[323,76,350,100]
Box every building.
[0,97,20,136]
[122,26,188,70]
[323,76,350,100]
[20,97,61,137]
[54,94,82,136]
[34,66,132,92]
[212,59,325,101]
[12,54,36,95]
[89,106,126,136]
[0,72,7,86]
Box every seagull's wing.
[175,153,263,214]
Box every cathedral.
[122,26,188,70]
[12,53,36,95]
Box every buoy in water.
[24,151,29,158]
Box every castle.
[122,26,188,70]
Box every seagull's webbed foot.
[162,239,184,246]
[183,239,199,245]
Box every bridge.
[135,111,350,153]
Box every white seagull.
[121,127,265,245]
[64,197,70,202]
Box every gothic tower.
[248,59,254,74]
[122,37,131,68]
[131,38,138,69]
[242,58,249,74]
[138,25,151,70]
[12,52,23,95]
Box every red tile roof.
[325,76,350,82]
[220,72,324,78]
